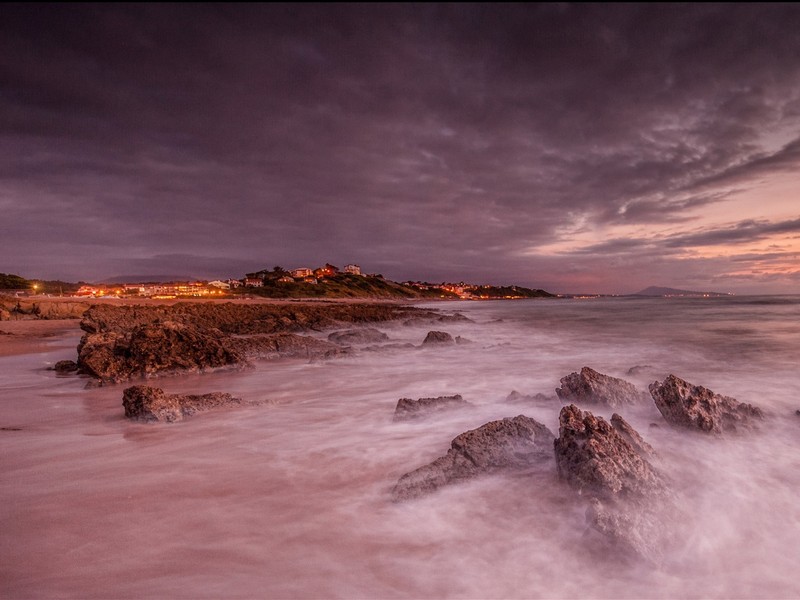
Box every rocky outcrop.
[327,328,389,345]
[422,331,454,345]
[556,367,645,408]
[122,385,245,423]
[75,302,436,384]
[0,295,91,321]
[554,404,671,563]
[393,395,469,421]
[649,374,763,433]
[78,321,242,384]
[79,302,439,337]
[392,415,555,501]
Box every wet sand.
[0,320,81,357]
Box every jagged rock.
[556,367,645,408]
[53,359,78,373]
[122,385,244,423]
[554,405,670,563]
[392,415,555,501]
[422,331,454,345]
[393,395,469,421]
[649,374,763,433]
[78,322,242,384]
[555,405,665,500]
[454,336,472,344]
[327,328,389,345]
[610,414,655,458]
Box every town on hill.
[0,265,555,300]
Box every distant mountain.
[632,286,731,297]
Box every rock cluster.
[556,367,645,408]
[393,395,469,421]
[391,416,555,501]
[554,404,671,563]
[122,385,245,423]
[649,374,763,433]
[75,302,445,384]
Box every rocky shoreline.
[71,301,465,384]
[31,299,772,565]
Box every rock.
[229,333,345,360]
[391,415,555,501]
[122,385,244,423]
[556,367,645,408]
[610,413,655,458]
[53,359,78,373]
[555,405,665,500]
[437,313,473,323]
[505,390,552,403]
[648,374,763,433]
[422,331,454,345]
[393,395,469,421]
[78,322,243,384]
[554,405,671,563]
[122,385,238,423]
[327,328,389,345]
[796,410,800,417]
[454,336,472,344]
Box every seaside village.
[68,263,481,300]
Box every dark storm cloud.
[2,3,800,291]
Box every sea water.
[1,296,799,598]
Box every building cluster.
[403,281,476,299]
[71,263,367,297]
[243,263,362,287]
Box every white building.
[291,267,313,278]
[344,264,361,275]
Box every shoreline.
[0,319,81,357]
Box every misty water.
[2,296,800,599]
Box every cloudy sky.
[2,4,799,293]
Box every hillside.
[235,273,456,299]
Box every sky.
[2,3,799,294]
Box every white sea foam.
[2,296,799,598]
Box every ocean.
[2,296,799,598]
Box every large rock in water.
[122,385,244,423]
[422,331,455,345]
[649,374,763,433]
[554,404,671,563]
[78,321,243,384]
[393,395,469,421]
[555,405,665,499]
[391,415,555,501]
[556,367,645,408]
